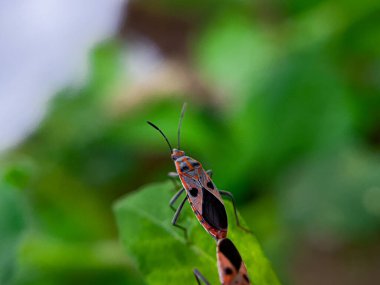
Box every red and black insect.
[193,238,251,285]
[147,103,247,240]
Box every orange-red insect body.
[194,238,251,285]
[147,103,232,240]
[172,149,228,239]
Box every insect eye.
[192,162,200,167]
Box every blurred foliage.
[278,147,380,240]
[0,42,145,285]
[1,0,380,284]
[0,179,26,285]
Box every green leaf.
[114,181,281,285]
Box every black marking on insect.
[207,181,214,189]
[219,238,242,271]
[190,187,199,197]
[243,274,249,283]
[202,187,228,230]
[193,238,251,285]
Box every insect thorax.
[174,156,202,174]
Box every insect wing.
[217,239,251,285]
[198,169,228,231]
[179,169,228,231]
[198,168,224,202]
[202,187,228,230]
[179,174,203,212]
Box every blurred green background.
[1,0,380,284]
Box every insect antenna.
[177,102,187,149]
[147,121,173,153]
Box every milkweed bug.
[193,238,251,285]
[147,103,249,240]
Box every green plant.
[114,181,281,285]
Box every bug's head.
[171,149,185,161]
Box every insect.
[147,103,248,240]
[193,238,251,285]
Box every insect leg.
[169,188,185,211]
[172,196,189,240]
[193,269,210,285]
[168,171,181,189]
[168,171,179,178]
[219,190,252,233]
[206,169,213,178]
